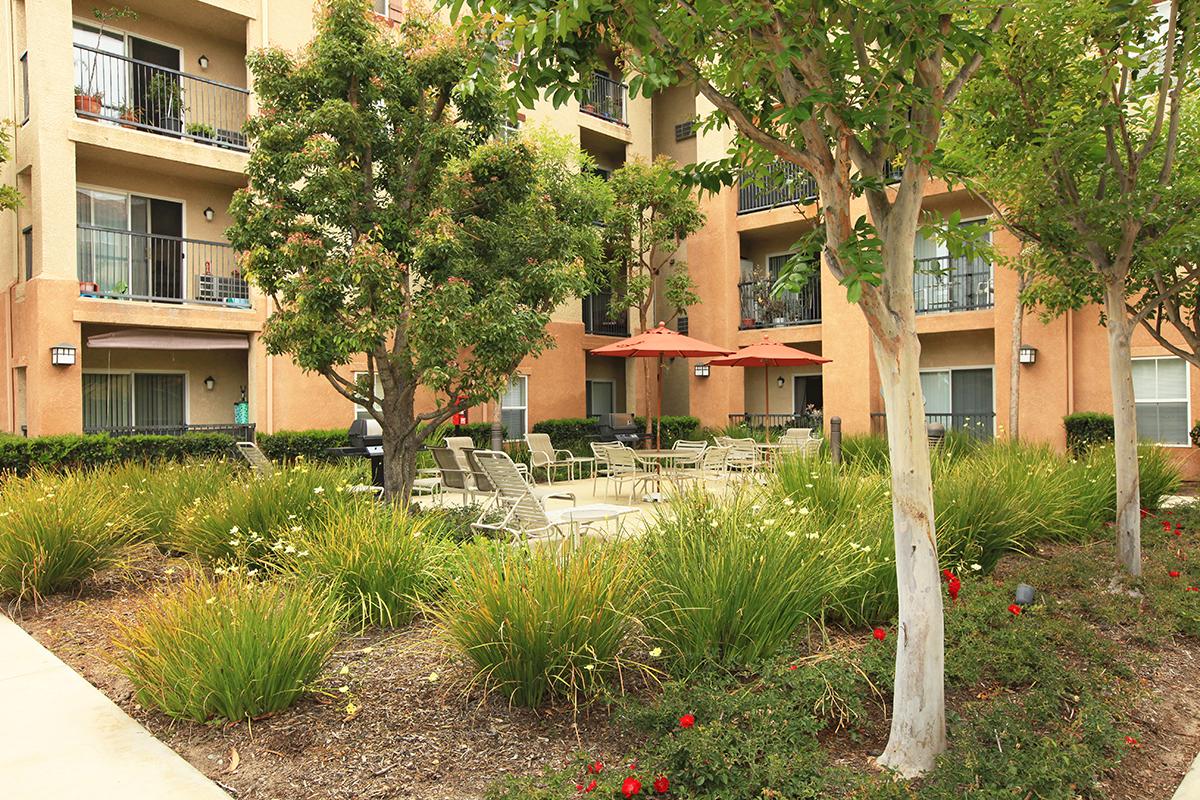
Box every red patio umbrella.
[591,322,732,449]
[706,335,830,442]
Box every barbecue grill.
[595,412,645,447]
[327,417,385,487]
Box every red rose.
[1187,586,1199,592]
[622,776,642,797]
[587,761,603,774]
[788,664,797,670]
[584,780,598,793]
[653,775,670,793]
[1163,520,1173,531]
[872,627,887,641]
[1008,603,1022,616]
[942,568,954,581]
[1125,735,1140,747]
[678,714,695,729]
[1170,570,1181,578]
[947,576,961,601]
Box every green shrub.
[289,502,456,630]
[0,470,142,603]
[172,463,366,565]
[115,574,343,722]
[437,539,649,707]
[531,417,597,454]
[0,432,237,475]
[88,460,240,548]
[1064,411,1115,455]
[257,429,349,463]
[838,434,890,471]
[637,415,701,447]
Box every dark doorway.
[131,37,182,134]
[130,196,184,300]
[793,375,824,416]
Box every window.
[1134,357,1190,445]
[352,371,384,420]
[21,227,32,281]
[674,119,696,141]
[19,52,29,124]
[919,367,994,437]
[913,219,993,313]
[586,380,614,419]
[497,118,520,142]
[501,376,527,439]
[82,372,185,432]
[371,0,388,16]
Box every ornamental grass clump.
[90,459,239,548]
[0,469,141,604]
[115,573,342,723]
[437,538,648,708]
[172,463,364,566]
[289,501,457,631]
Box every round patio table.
[634,449,703,501]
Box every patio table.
[634,449,703,501]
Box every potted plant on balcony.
[117,103,141,129]
[185,122,217,141]
[146,73,185,134]
[74,86,103,116]
[75,6,139,118]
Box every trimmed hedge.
[637,415,702,448]
[531,418,597,455]
[1064,412,1115,455]
[257,429,349,463]
[0,433,237,475]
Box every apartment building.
[2,0,1197,478]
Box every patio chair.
[464,448,576,507]
[589,441,620,494]
[725,437,760,474]
[784,428,812,440]
[235,441,276,477]
[526,432,593,483]
[606,445,656,500]
[672,439,708,451]
[677,445,732,488]
[779,434,822,460]
[471,449,638,544]
[429,446,477,505]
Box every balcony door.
[78,187,183,300]
[83,372,186,432]
[131,196,184,300]
[920,367,994,437]
[73,22,181,128]
[913,220,992,312]
[129,37,182,133]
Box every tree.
[946,0,1198,576]
[602,156,704,436]
[457,0,1007,776]
[228,0,605,499]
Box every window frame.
[1132,355,1192,446]
[21,226,32,281]
[501,375,528,440]
[81,368,190,431]
[351,370,384,420]
[19,52,30,125]
[918,365,996,434]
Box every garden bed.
[11,518,1200,800]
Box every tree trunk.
[1104,278,1142,576]
[872,326,947,778]
[381,426,418,503]
[1008,275,1027,440]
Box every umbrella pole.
[656,354,663,451]
[763,366,771,444]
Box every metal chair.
[589,441,620,495]
[235,441,275,477]
[525,432,593,483]
[464,448,576,507]
[429,446,477,504]
[606,445,656,500]
[471,449,637,544]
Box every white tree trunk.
[873,326,947,778]
[1104,279,1142,576]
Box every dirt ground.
[9,548,1200,800]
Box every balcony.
[581,73,627,125]
[914,256,993,314]
[73,44,249,150]
[738,276,821,329]
[738,161,817,214]
[583,292,629,336]
[77,225,250,308]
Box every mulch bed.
[8,547,1200,799]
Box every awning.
[86,329,250,350]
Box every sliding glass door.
[83,372,186,432]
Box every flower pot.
[79,281,99,296]
[119,113,140,130]
[74,93,102,116]
[741,318,755,328]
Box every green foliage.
[0,126,21,212]
[1064,411,1115,455]
[115,573,342,723]
[257,428,350,463]
[228,0,607,493]
[171,464,366,565]
[635,415,700,447]
[0,432,237,475]
[0,470,141,603]
[287,502,457,630]
[436,539,650,707]
[530,417,596,454]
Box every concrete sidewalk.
[0,613,227,800]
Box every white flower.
[205,597,217,605]
[785,530,796,537]
[427,672,439,682]
[649,647,662,658]
[313,486,325,494]
[971,563,982,571]
[583,664,595,671]
[338,685,350,694]
[229,526,240,535]
[799,507,810,515]
[782,498,794,507]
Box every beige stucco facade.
[2,0,1198,478]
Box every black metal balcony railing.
[84,422,256,441]
[738,276,821,329]
[581,73,627,125]
[73,44,249,150]
[738,161,818,214]
[870,412,995,441]
[914,256,994,314]
[77,224,251,308]
[729,412,823,432]
[583,292,630,336]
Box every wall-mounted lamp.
[197,54,210,70]
[203,207,215,222]
[203,375,216,391]
[50,344,76,366]
[1018,345,1038,365]
[776,376,786,388]
[694,363,710,378]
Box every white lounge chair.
[471,450,637,543]
[525,432,593,483]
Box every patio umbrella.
[706,335,830,442]
[591,322,732,449]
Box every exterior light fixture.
[1018,345,1038,365]
[50,344,76,366]
[203,207,215,221]
[203,375,216,391]
[694,363,710,378]
[776,376,786,388]
[198,54,210,70]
